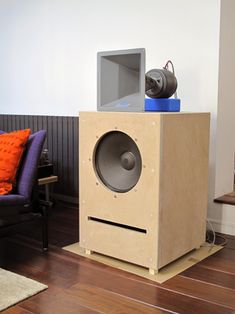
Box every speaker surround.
[79,111,210,273]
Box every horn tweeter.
[94,131,142,193]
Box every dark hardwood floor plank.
[181,264,235,290]
[197,248,235,274]
[207,247,235,261]
[64,282,168,314]
[4,260,72,295]
[58,254,233,314]
[2,306,34,314]
[18,292,98,314]
[163,276,235,309]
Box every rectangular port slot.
[88,216,147,234]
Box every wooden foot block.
[85,249,92,255]
[149,268,158,275]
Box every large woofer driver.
[94,131,142,193]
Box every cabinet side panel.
[158,113,210,268]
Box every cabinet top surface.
[79,111,210,116]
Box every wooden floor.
[0,202,235,314]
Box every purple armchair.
[0,130,48,250]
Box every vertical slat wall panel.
[57,117,63,195]
[74,117,78,198]
[0,114,78,200]
[68,117,74,195]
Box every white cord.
[163,60,178,99]
[205,219,216,249]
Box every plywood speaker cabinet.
[79,111,210,273]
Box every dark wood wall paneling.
[0,114,78,200]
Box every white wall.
[4,0,234,232]
[207,0,235,235]
[214,0,235,198]
[0,0,220,116]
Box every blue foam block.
[145,98,181,112]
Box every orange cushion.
[0,129,31,195]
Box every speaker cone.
[94,131,142,193]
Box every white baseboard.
[207,204,235,235]
[209,219,235,236]
[208,203,235,235]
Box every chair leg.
[41,206,48,251]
